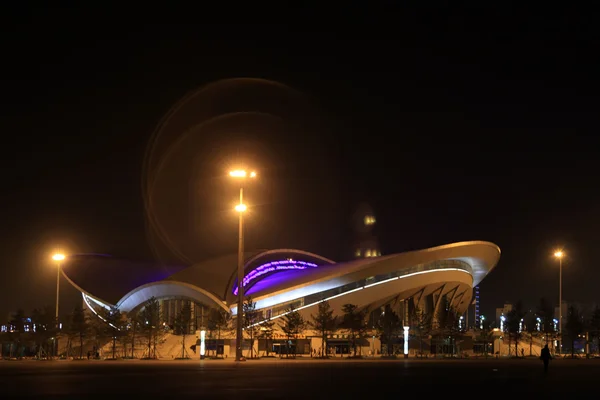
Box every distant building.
[555,301,598,331]
[352,203,381,259]
[474,286,480,328]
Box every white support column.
[403,326,410,358]
[200,330,206,359]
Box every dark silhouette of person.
[540,344,552,372]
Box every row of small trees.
[241,297,465,358]
[0,297,168,360]
[501,298,600,358]
[1,306,61,358]
[240,299,375,358]
[2,296,476,359]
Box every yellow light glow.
[235,204,247,212]
[554,250,564,258]
[52,253,66,261]
[364,215,376,225]
[229,170,247,178]
[250,171,257,178]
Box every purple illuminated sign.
[233,259,318,295]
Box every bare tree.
[258,319,275,357]
[100,307,125,360]
[127,312,142,358]
[340,304,369,357]
[434,303,460,356]
[31,306,55,359]
[207,308,232,358]
[139,297,161,359]
[410,305,432,357]
[589,306,600,355]
[565,305,584,358]
[505,301,525,357]
[67,307,88,359]
[173,302,192,359]
[309,301,336,358]
[279,305,305,358]
[376,304,401,356]
[243,298,261,359]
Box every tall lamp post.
[554,250,564,356]
[229,169,256,362]
[52,253,66,358]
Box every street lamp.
[229,169,256,362]
[554,250,564,355]
[52,253,65,358]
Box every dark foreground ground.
[1,358,598,399]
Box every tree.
[537,298,555,347]
[505,301,525,357]
[173,302,192,359]
[243,298,261,359]
[30,306,55,359]
[477,327,494,358]
[525,313,538,356]
[8,309,26,358]
[89,311,110,358]
[589,306,600,355]
[67,307,88,359]
[126,312,142,358]
[258,319,275,357]
[410,305,432,357]
[279,305,305,358]
[340,304,369,357]
[565,305,584,358]
[309,301,336,358]
[100,307,125,360]
[376,304,401,356]
[435,303,460,356]
[139,297,161,359]
[207,308,232,358]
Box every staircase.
[155,333,198,359]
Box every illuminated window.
[365,249,372,257]
[364,215,376,225]
[355,249,361,257]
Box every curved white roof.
[236,241,500,307]
[64,241,500,316]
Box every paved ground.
[1,357,598,399]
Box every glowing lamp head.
[52,253,65,261]
[229,170,257,179]
[554,251,564,259]
[235,204,247,212]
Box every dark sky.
[1,7,599,321]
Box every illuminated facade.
[61,241,500,357]
[352,203,381,259]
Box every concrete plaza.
[1,357,597,398]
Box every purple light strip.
[233,259,318,295]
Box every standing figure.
[540,344,552,372]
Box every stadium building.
[61,240,500,358]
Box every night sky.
[1,7,598,321]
